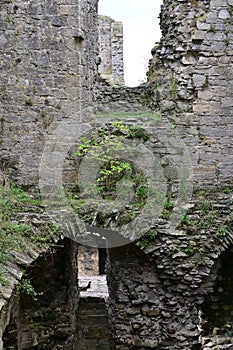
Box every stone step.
[76,297,111,350]
[79,303,107,310]
[79,309,107,317]
[79,308,107,316]
[79,315,109,326]
[82,327,109,339]
[76,339,110,350]
[76,339,97,350]
[96,345,111,350]
[79,302,106,307]
[79,299,108,316]
[80,298,106,303]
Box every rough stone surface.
[98,15,124,86]
[78,245,99,277]
[2,239,79,350]
[0,0,233,349]
[75,297,110,350]
[147,0,233,188]
[0,0,99,186]
[79,275,108,299]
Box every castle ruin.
[0,0,232,349]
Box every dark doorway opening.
[99,248,107,275]
[202,245,233,336]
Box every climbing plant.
[68,122,150,227]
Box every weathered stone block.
[196,21,210,31]
[192,74,207,88]
[182,55,197,65]
[197,90,213,100]
[143,339,159,348]
[218,10,230,19]
[192,30,206,41]
[193,102,210,113]
[221,97,233,107]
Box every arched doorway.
[202,246,233,346]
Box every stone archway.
[2,238,79,350]
[201,245,233,349]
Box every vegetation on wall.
[0,184,58,286]
[67,122,150,228]
[66,119,233,253]
[136,188,233,251]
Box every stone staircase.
[76,296,111,350]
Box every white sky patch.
[98,0,163,87]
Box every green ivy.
[15,278,41,301]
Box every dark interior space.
[2,238,79,350]
[99,248,107,275]
[202,245,233,336]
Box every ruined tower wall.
[0,1,232,350]
[0,0,99,187]
[105,0,233,349]
[98,15,124,85]
[147,0,233,189]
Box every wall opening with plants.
[2,238,79,350]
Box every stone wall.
[147,0,233,189]
[202,246,233,349]
[78,245,99,277]
[0,0,98,187]
[102,0,233,348]
[106,196,232,349]
[1,238,79,350]
[98,15,124,86]
[94,79,148,113]
[0,0,233,349]
[75,297,111,349]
